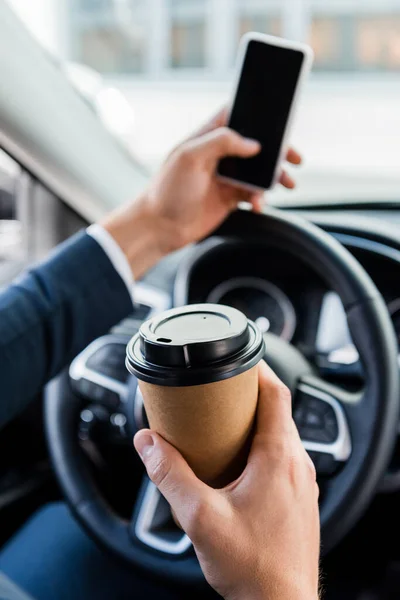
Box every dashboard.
[174,234,400,370]
[70,206,400,495]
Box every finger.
[190,127,261,162]
[166,107,229,159]
[134,429,210,527]
[217,185,254,213]
[253,360,293,443]
[250,192,266,214]
[240,361,300,486]
[219,183,257,204]
[190,106,229,139]
[286,147,302,165]
[279,170,296,189]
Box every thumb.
[190,126,261,161]
[134,429,209,528]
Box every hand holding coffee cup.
[126,304,265,487]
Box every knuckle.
[285,448,318,488]
[215,126,234,146]
[276,382,292,404]
[216,126,231,138]
[184,498,211,542]
[257,433,285,460]
[286,452,305,484]
[288,450,304,471]
[176,144,196,166]
[261,438,294,473]
[148,455,171,489]
[271,438,290,462]
[306,455,317,481]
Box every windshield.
[7,0,400,206]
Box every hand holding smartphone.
[217,33,314,192]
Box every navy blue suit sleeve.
[0,231,133,428]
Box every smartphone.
[217,32,313,191]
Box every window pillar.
[207,0,238,75]
[147,0,170,77]
[282,0,312,42]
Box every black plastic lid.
[126,304,265,387]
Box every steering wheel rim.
[45,208,400,582]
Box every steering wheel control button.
[73,378,120,409]
[79,404,111,441]
[301,427,334,444]
[86,343,130,383]
[294,391,339,444]
[110,413,128,441]
[293,404,306,425]
[72,377,94,397]
[126,303,265,387]
[80,409,94,423]
[317,453,337,476]
[305,411,323,428]
[307,451,320,468]
[307,451,337,476]
[111,413,127,428]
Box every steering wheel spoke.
[130,477,192,556]
[294,376,353,476]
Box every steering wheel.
[45,208,399,585]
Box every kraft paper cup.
[126,304,264,488]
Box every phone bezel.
[217,32,314,192]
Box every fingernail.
[244,138,261,151]
[135,433,155,461]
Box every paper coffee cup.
[126,304,265,487]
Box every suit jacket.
[0,231,132,428]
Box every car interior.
[1,1,400,598]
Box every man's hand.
[101,109,302,279]
[134,361,320,600]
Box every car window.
[0,149,23,278]
[6,0,400,207]
[0,146,87,288]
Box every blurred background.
[2,0,400,209]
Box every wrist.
[100,194,177,280]
[235,579,319,600]
[245,592,318,600]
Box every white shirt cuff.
[87,223,134,304]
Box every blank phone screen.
[218,39,305,190]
